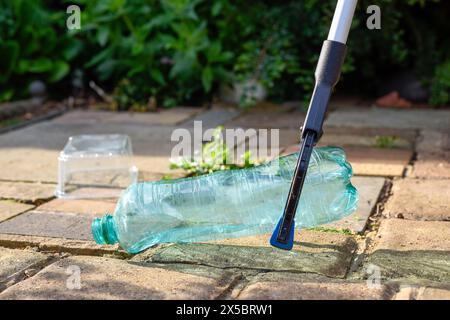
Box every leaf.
[85,48,113,68]
[0,41,20,83]
[201,66,213,92]
[212,1,223,16]
[62,39,83,61]
[49,61,70,82]
[0,88,14,102]
[97,26,110,46]
[96,59,117,81]
[150,68,165,85]
[27,58,53,73]
[131,42,144,55]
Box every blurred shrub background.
[0,0,449,108]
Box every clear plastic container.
[56,134,138,199]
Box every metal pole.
[327,0,358,44]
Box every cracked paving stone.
[0,200,34,223]
[364,219,450,282]
[0,247,49,289]
[384,179,450,221]
[0,255,235,300]
[0,181,56,203]
[135,230,357,278]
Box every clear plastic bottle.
[92,147,358,253]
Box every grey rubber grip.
[315,40,347,86]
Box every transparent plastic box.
[56,134,138,199]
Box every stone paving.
[0,103,449,300]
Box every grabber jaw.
[270,131,316,250]
[270,219,295,250]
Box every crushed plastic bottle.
[92,146,358,253]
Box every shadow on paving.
[362,249,450,283]
[0,257,224,300]
[132,240,357,279]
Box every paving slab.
[347,147,412,177]
[0,198,116,242]
[394,285,450,300]
[0,195,121,248]
[0,148,59,182]
[0,210,98,241]
[137,230,357,278]
[328,95,366,110]
[247,101,298,113]
[366,219,450,282]
[325,107,450,131]
[52,108,201,126]
[226,110,306,129]
[181,108,241,129]
[414,287,450,300]
[36,199,116,215]
[409,152,450,179]
[412,130,449,180]
[326,176,385,233]
[0,247,48,289]
[0,256,233,300]
[0,201,33,223]
[281,145,412,177]
[233,129,299,163]
[0,124,181,182]
[0,181,56,203]
[62,187,121,202]
[384,179,450,221]
[237,273,394,300]
[416,130,450,154]
[319,133,412,149]
[0,233,126,257]
[323,127,418,144]
[0,108,245,183]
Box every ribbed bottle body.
[93,147,358,253]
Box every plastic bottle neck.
[92,214,119,245]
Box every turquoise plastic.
[92,147,358,253]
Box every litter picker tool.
[270,0,358,250]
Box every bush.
[0,0,82,101]
[0,0,449,106]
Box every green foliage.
[430,61,450,106]
[0,0,81,101]
[1,0,449,106]
[169,126,258,176]
[374,135,397,149]
[75,0,233,108]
